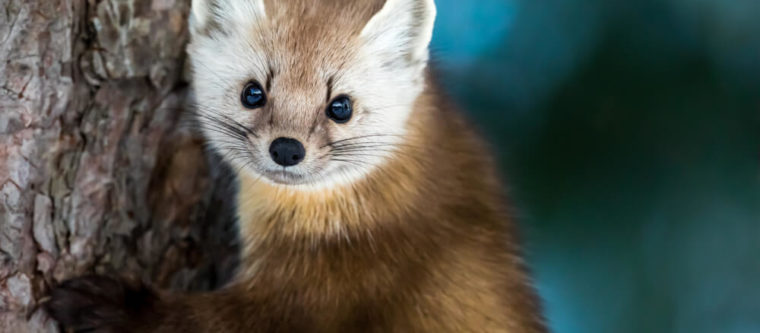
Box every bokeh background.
[430,0,760,332]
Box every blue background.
[430,1,760,332]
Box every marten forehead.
[248,0,385,85]
[260,0,384,50]
[262,0,385,26]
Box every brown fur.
[47,1,546,332]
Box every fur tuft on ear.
[360,0,437,66]
[190,0,267,37]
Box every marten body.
[47,0,546,332]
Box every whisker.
[187,103,259,138]
[192,112,257,139]
[322,134,404,148]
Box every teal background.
[430,1,760,332]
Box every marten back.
[45,0,546,332]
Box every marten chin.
[46,0,547,332]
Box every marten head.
[188,0,436,188]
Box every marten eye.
[241,81,266,109]
[326,95,353,123]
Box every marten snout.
[269,137,306,167]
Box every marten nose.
[269,138,305,167]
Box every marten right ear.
[189,0,213,36]
[190,0,267,37]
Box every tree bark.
[0,0,238,331]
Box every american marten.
[46,0,546,331]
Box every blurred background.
[429,0,760,332]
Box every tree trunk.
[0,0,238,331]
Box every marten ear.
[190,0,213,35]
[360,0,437,67]
[190,0,266,37]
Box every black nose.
[269,137,305,167]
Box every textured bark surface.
[0,0,238,331]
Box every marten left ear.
[360,0,437,67]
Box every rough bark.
[0,0,238,331]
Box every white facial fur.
[188,0,436,190]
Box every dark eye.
[241,81,266,109]
[326,95,353,123]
